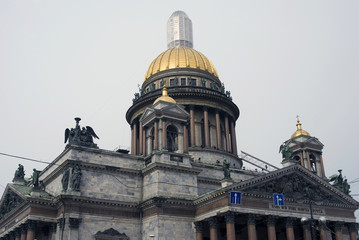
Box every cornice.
[141,162,201,176]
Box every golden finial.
[162,85,168,96]
[296,115,302,130]
[153,84,176,105]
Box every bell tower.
[282,116,326,178]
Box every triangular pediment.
[140,108,155,122]
[230,165,357,207]
[286,136,324,148]
[0,184,26,219]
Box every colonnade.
[0,217,81,240]
[0,220,55,240]
[130,106,238,156]
[194,212,358,240]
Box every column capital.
[50,222,57,232]
[203,106,208,111]
[266,215,277,226]
[223,212,236,223]
[347,222,358,232]
[334,222,344,231]
[57,218,65,230]
[27,220,37,230]
[285,217,295,227]
[207,217,218,228]
[69,217,82,229]
[194,222,204,233]
[247,214,256,225]
[20,224,27,234]
[14,228,21,238]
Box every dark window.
[166,125,178,152]
[181,78,186,86]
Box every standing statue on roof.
[64,117,99,149]
[222,159,231,180]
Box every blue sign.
[230,192,241,204]
[273,193,284,206]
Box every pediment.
[140,108,155,122]
[231,165,357,206]
[0,184,26,219]
[286,136,323,148]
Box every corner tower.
[126,11,241,168]
[282,116,326,178]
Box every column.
[267,216,277,240]
[183,124,188,153]
[154,121,158,150]
[57,218,65,240]
[142,128,146,156]
[247,214,257,240]
[285,218,295,240]
[203,107,210,148]
[319,222,328,240]
[131,125,134,154]
[224,212,236,240]
[208,217,218,240]
[139,122,143,155]
[319,154,325,177]
[334,222,343,240]
[26,220,36,240]
[190,106,196,146]
[133,122,138,155]
[348,223,357,240]
[20,224,27,240]
[230,120,237,155]
[299,152,305,167]
[162,119,166,149]
[215,111,222,150]
[224,115,231,152]
[302,222,312,240]
[194,222,203,240]
[306,152,311,171]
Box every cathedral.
[0,11,357,240]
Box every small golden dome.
[291,116,310,138]
[153,86,176,105]
[145,46,218,80]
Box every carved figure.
[222,159,231,179]
[64,118,99,149]
[32,169,40,189]
[13,164,25,181]
[61,168,70,191]
[329,170,350,195]
[279,143,293,160]
[71,166,82,191]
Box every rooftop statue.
[329,169,351,195]
[64,117,99,149]
[279,143,293,160]
[13,164,25,182]
[222,159,231,180]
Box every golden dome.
[145,46,218,80]
[153,86,176,105]
[291,116,310,138]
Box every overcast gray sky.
[1,0,359,213]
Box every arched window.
[309,154,317,172]
[166,125,178,152]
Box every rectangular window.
[181,78,186,86]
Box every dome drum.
[127,86,239,124]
